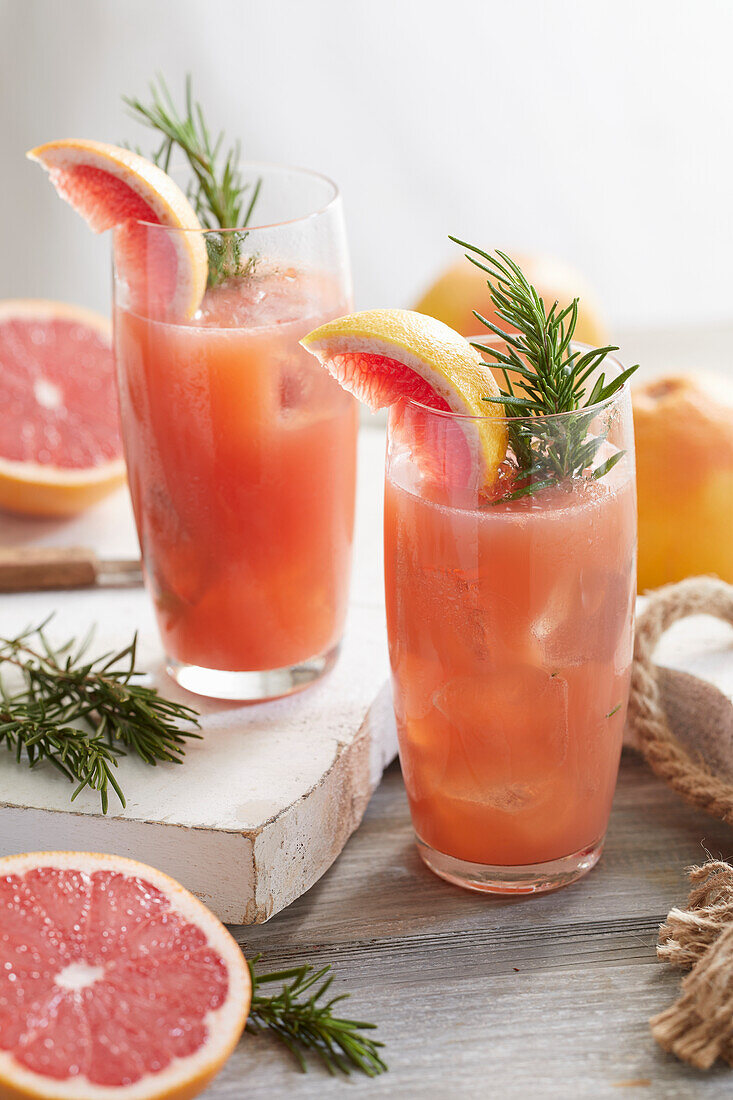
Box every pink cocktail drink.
[112,165,356,700]
[116,268,356,680]
[384,387,637,892]
[298,246,638,891]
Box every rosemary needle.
[124,74,257,231]
[124,75,261,286]
[0,617,201,813]
[247,957,387,1077]
[449,239,639,499]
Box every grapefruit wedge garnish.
[27,139,208,320]
[301,309,507,488]
[0,299,126,516]
[0,851,251,1100]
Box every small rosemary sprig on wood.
[0,618,201,812]
[124,75,261,285]
[247,957,387,1077]
[450,239,638,499]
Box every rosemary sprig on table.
[247,957,387,1077]
[124,75,261,285]
[0,618,201,813]
[450,239,639,499]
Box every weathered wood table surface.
[221,754,733,1099]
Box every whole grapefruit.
[634,372,733,590]
[415,252,608,345]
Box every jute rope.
[628,576,733,824]
[652,862,733,1069]
[627,576,733,1068]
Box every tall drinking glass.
[385,348,636,893]
[113,165,357,701]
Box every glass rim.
[130,160,340,234]
[400,338,630,423]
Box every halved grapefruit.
[27,140,208,320]
[301,309,508,488]
[0,851,251,1100]
[0,299,126,517]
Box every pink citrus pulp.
[301,309,507,489]
[27,140,208,320]
[0,300,126,516]
[0,851,251,1100]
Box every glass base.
[167,643,340,703]
[416,835,604,895]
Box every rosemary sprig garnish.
[449,239,639,499]
[247,957,387,1077]
[0,617,201,813]
[124,75,260,285]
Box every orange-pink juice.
[115,268,357,672]
[385,460,636,867]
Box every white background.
[1,0,731,335]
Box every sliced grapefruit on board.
[27,140,208,320]
[0,851,251,1100]
[0,299,126,516]
[301,309,507,489]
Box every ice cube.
[432,666,569,789]
[532,570,633,667]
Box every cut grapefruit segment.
[0,299,126,516]
[301,309,507,487]
[28,140,208,320]
[0,851,251,1100]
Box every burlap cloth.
[625,576,733,1068]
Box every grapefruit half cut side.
[0,851,251,1100]
[0,299,126,517]
[301,309,507,489]
[28,140,208,320]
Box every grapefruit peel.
[27,139,208,320]
[301,309,508,487]
[0,850,251,1100]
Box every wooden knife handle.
[0,547,99,592]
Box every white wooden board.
[0,430,397,924]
